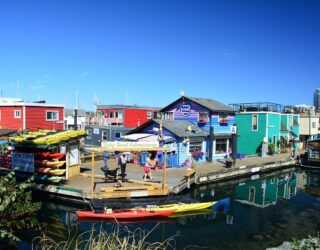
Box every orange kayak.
[76,209,176,219]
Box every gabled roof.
[161,96,235,112]
[128,119,208,138]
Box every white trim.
[23,106,26,129]
[147,111,152,119]
[46,110,59,121]
[266,113,269,141]
[14,110,21,119]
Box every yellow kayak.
[146,201,216,213]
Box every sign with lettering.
[93,128,100,134]
[12,153,34,172]
[101,141,159,149]
[180,102,191,117]
[69,145,79,166]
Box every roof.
[161,96,235,112]
[65,108,87,117]
[0,129,17,136]
[97,104,161,110]
[0,98,64,108]
[128,119,208,138]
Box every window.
[199,112,209,123]
[219,113,228,123]
[87,130,92,139]
[46,111,58,121]
[312,122,317,129]
[215,139,227,154]
[102,131,108,141]
[147,112,152,119]
[252,114,258,131]
[115,132,122,139]
[293,116,299,125]
[110,111,113,118]
[165,112,174,120]
[14,110,21,118]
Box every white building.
[64,109,86,130]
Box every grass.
[32,223,176,250]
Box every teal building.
[230,103,300,155]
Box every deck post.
[91,150,95,199]
[163,150,167,194]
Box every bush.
[268,143,275,155]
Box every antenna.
[76,90,78,109]
[180,90,185,97]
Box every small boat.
[48,169,66,176]
[76,208,176,219]
[145,201,217,213]
[37,167,51,174]
[35,160,65,168]
[35,152,65,160]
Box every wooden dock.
[26,153,298,204]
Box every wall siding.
[0,106,24,130]
[236,113,267,155]
[25,106,64,131]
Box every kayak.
[36,160,65,168]
[76,208,176,219]
[145,201,217,213]
[35,152,65,160]
[48,169,66,176]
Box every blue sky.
[0,0,319,111]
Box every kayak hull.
[147,201,217,213]
[76,209,175,219]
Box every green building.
[230,102,299,155]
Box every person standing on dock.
[102,151,109,171]
[118,153,128,179]
[143,153,153,180]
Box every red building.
[95,104,160,127]
[0,98,64,131]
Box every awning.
[121,133,172,142]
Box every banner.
[101,141,159,149]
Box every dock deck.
[29,153,297,202]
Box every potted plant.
[226,157,233,168]
[268,143,275,155]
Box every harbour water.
[16,167,320,250]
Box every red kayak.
[76,209,176,219]
[35,152,65,160]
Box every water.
[15,167,320,249]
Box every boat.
[144,201,217,213]
[168,208,213,218]
[35,152,65,160]
[37,167,51,174]
[48,169,66,176]
[35,160,65,168]
[76,208,176,219]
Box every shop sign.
[180,102,191,117]
[12,153,34,172]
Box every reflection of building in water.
[235,172,298,208]
[305,173,320,196]
[297,172,307,191]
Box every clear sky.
[0,0,319,111]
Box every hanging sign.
[12,153,34,172]
[180,102,192,117]
[101,141,159,149]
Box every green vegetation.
[33,223,176,250]
[0,171,41,245]
[268,143,275,155]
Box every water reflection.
[235,172,298,208]
[16,167,320,250]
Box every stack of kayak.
[76,201,216,220]
[35,152,66,177]
[9,130,87,146]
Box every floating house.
[230,102,300,155]
[85,125,134,147]
[0,98,64,131]
[64,109,87,130]
[127,96,236,165]
[93,104,160,127]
